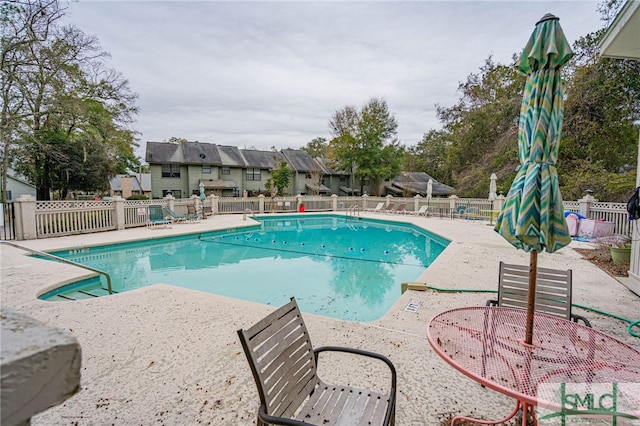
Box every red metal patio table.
[427,306,640,425]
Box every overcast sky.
[63,1,604,160]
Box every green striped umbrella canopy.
[494,13,573,345]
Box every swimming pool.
[40,215,449,321]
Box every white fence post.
[578,192,596,218]
[331,194,338,211]
[258,194,265,214]
[14,195,37,240]
[165,194,175,212]
[112,197,125,230]
[494,194,505,214]
[413,194,421,212]
[362,194,369,210]
[449,195,458,211]
[212,195,219,215]
[385,194,393,207]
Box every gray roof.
[241,149,285,169]
[315,157,349,175]
[109,174,151,192]
[182,141,222,164]
[391,172,453,196]
[146,141,222,165]
[146,142,184,164]
[217,145,245,167]
[281,149,322,172]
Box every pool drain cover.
[404,300,422,313]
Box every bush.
[126,194,148,200]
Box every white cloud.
[64,1,603,159]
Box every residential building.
[281,149,330,195]
[109,174,152,198]
[598,0,640,296]
[3,169,37,200]
[388,172,453,197]
[145,140,453,199]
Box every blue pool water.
[41,215,449,321]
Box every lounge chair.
[202,205,213,217]
[486,261,591,327]
[393,203,408,215]
[410,205,429,216]
[147,205,171,228]
[366,202,385,213]
[162,206,200,223]
[453,205,467,218]
[465,206,480,220]
[237,297,397,426]
[380,203,396,214]
[187,204,203,219]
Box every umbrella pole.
[525,250,538,345]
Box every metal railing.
[346,204,361,217]
[0,241,113,294]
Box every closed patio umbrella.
[489,173,497,201]
[494,13,573,346]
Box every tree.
[2,0,139,200]
[435,56,524,184]
[1,0,66,201]
[328,98,402,196]
[404,130,451,183]
[302,137,328,158]
[267,161,291,196]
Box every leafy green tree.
[560,30,640,200]
[267,161,291,196]
[302,137,328,158]
[2,0,139,200]
[404,130,451,183]
[328,98,402,195]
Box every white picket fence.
[23,195,633,239]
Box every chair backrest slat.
[149,205,164,220]
[498,262,572,320]
[237,298,320,418]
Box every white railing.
[36,201,115,237]
[587,202,631,236]
[219,197,261,214]
[19,195,632,239]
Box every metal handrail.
[243,208,257,221]
[346,204,360,217]
[1,241,113,295]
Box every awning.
[199,179,237,190]
[305,183,331,193]
[339,186,361,195]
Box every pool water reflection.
[45,215,449,321]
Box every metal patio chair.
[162,206,200,223]
[486,261,591,327]
[237,297,397,426]
[147,205,171,228]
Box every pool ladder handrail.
[0,240,113,295]
[346,204,361,217]
[243,208,257,221]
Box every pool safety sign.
[404,300,422,313]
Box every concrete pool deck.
[1,213,638,425]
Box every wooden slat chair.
[237,298,397,426]
[486,262,591,327]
